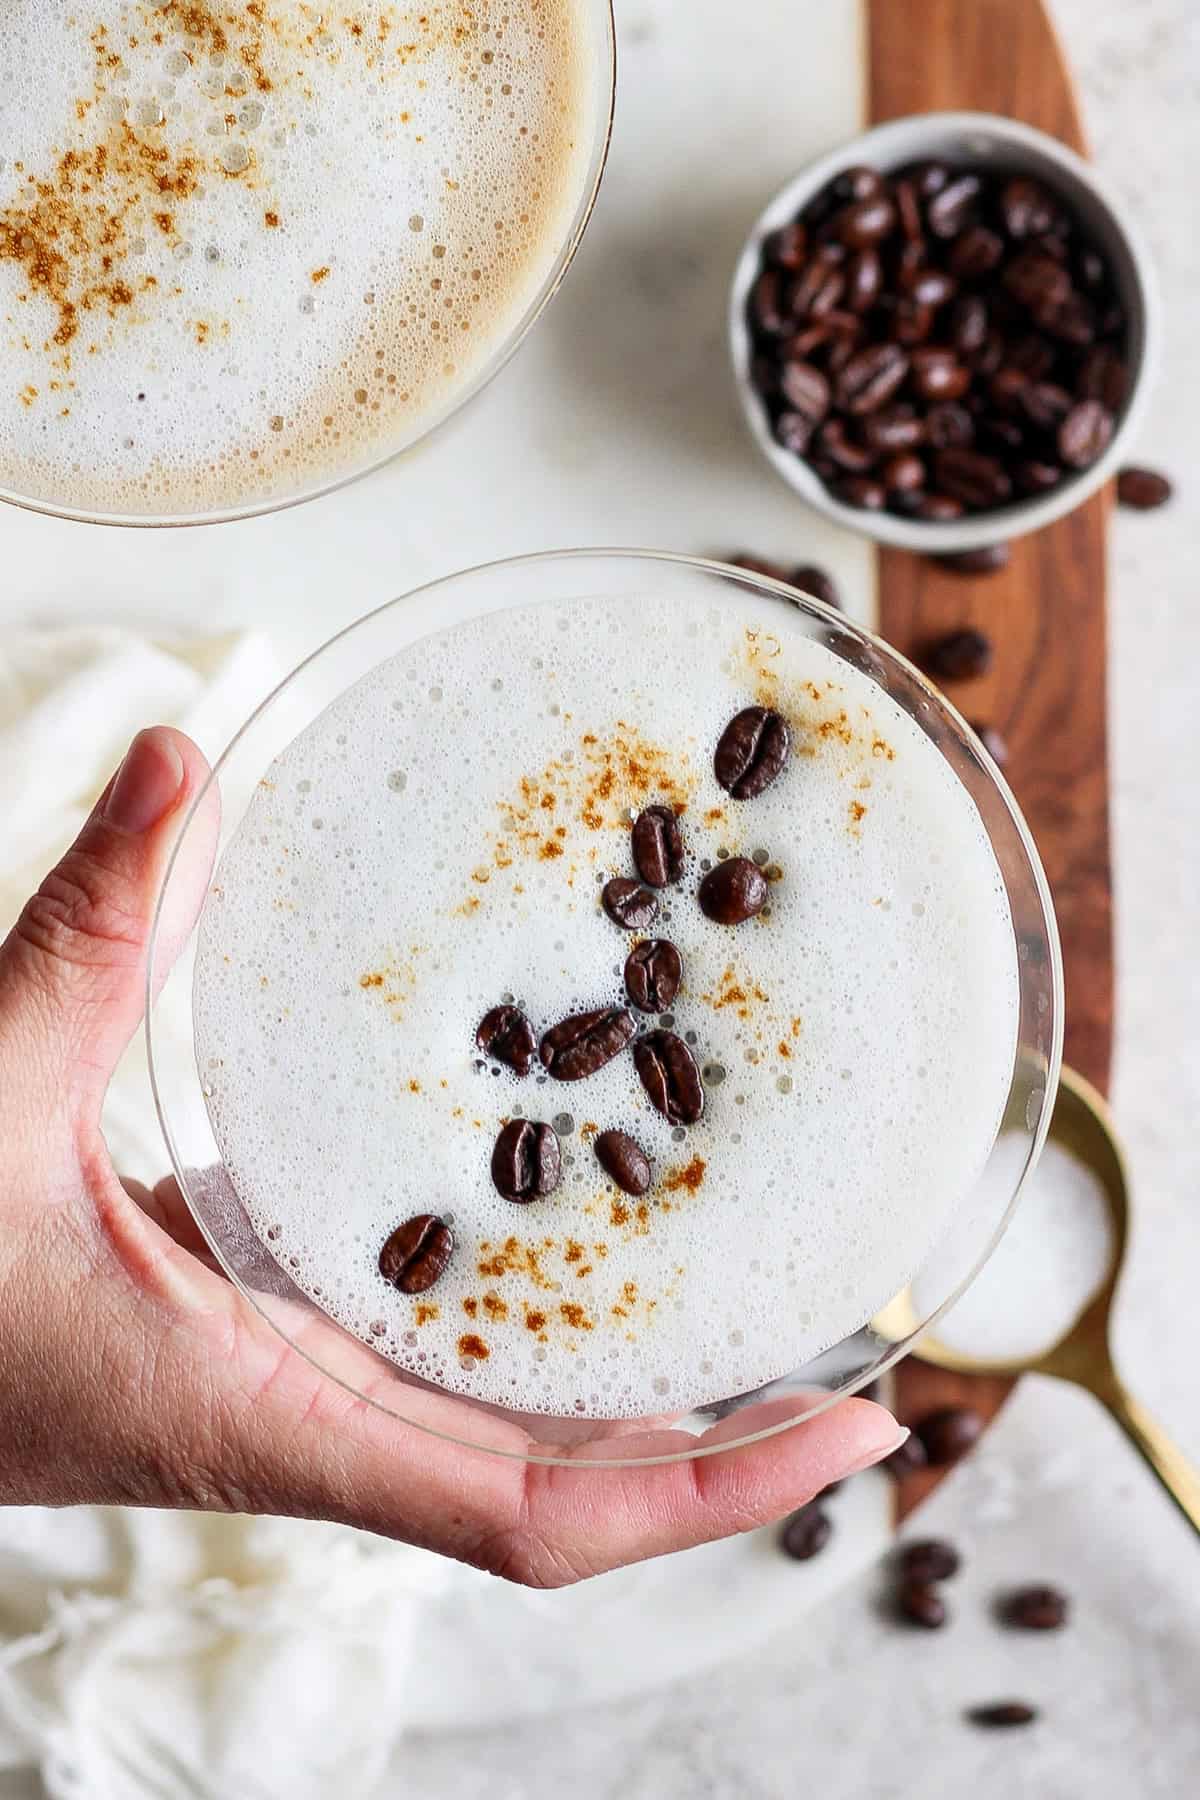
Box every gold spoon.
[885,1066,1200,1536]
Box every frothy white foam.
[0,1,600,516]
[193,590,1020,1418]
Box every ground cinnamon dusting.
[457,1333,489,1360]
[661,1156,706,1194]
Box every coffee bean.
[625,938,683,1012]
[969,328,1006,377]
[1117,465,1172,510]
[899,1539,961,1583]
[936,542,1010,574]
[989,365,1030,413]
[927,173,981,238]
[790,255,845,319]
[634,1030,705,1125]
[750,269,788,337]
[1058,399,1113,468]
[1003,1584,1069,1631]
[951,295,988,356]
[1003,247,1072,312]
[780,1503,833,1561]
[476,1004,537,1077]
[1014,457,1062,493]
[901,265,957,308]
[764,221,807,270]
[916,1404,985,1462]
[698,856,769,925]
[912,492,965,521]
[714,705,791,800]
[1077,344,1127,411]
[882,451,926,494]
[925,402,974,449]
[540,1007,636,1082]
[790,564,841,609]
[1036,290,1096,345]
[949,226,1004,278]
[967,1702,1039,1730]
[632,804,684,888]
[378,1214,454,1294]
[834,474,887,510]
[774,410,814,456]
[602,878,659,931]
[594,1129,651,1197]
[911,348,970,402]
[815,417,877,472]
[978,415,1025,455]
[1017,380,1072,430]
[907,159,950,199]
[934,447,1012,508]
[1001,176,1060,239]
[846,247,883,312]
[898,1581,947,1629]
[832,164,886,204]
[836,194,896,248]
[863,404,925,451]
[969,720,1009,766]
[490,1119,562,1203]
[1010,332,1057,380]
[883,1432,928,1479]
[780,358,831,423]
[836,343,910,415]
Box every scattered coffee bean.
[898,1581,947,1629]
[1002,1584,1069,1631]
[490,1119,562,1203]
[790,563,841,609]
[378,1215,453,1294]
[714,705,792,800]
[899,1539,961,1583]
[475,1004,536,1077]
[698,856,769,925]
[540,1007,636,1082]
[936,543,1010,575]
[625,938,683,1012]
[602,877,659,931]
[967,1702,1039,1730]
[632,804,685,888]
[924,629,993,681]
[635,1029,705,1125]
[780,1502,833,1561]
[594,1129,652,1197]
[883,1432,928,1479]
[916,1404,985,1464]
[1116,465,1173,510]
[969,721,1009,766]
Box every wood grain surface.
[866,0,1115,1518]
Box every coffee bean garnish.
[634,1029,705,1125]
[475,1004,536,1077]
[594,1129,652,1197]
[378,1214,453,1295]
[780,1502,833,1561]
[924,628,992,681]
[1116,465,1173,510]
[698,856,769,926]
[540,1007,636,1082]
[898,1580,947,1629]
[916,1404,984,1464]
[625,938,683,1013]
[899,1539,961,1583]
[936,542,1010,575]
[1002,1584,1069,1631]
[969,721,1009,767]
[966,1702,1038,1730]
[490,1119,562,1203]
[747,158,1129,521]
[714,705,791,800]
[632,805,684,888]
[602,877,659,931]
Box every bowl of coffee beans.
[730,113,1158,551]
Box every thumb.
[0,726,217,1149]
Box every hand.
[0,726,907,1585]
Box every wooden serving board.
[866,0,1115,1518]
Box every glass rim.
[147,547,1064,1466]
[0,1,616,531]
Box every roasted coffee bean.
[949,225,1004,278]
[1014,457,1062,493]
[540,1007,636,1081]
[491,1119,562,1202]
[891,179,921,244]
[815,418,877,473]
[826,327,865,375]
[698,856,769,925]
[831,164,886,204]
[907,159,950,199]
[1009,332,1057,379]
[1003,247,1072,312]
[989,365,1030,412]
[774,410,814,456]
[834,474,887,510]
[969,720,1009,765]
[901,265,957,308]
[632,804,684,888]
[1017,380,1072,430]
[967,1702,1039,1730]
[1036,290,1096,345]
[899,1539,961,1583]
[378,1214,454,1294]
[912,491,965,521]
[476,1004,537,1077]
[978,415,1025,455]
[1078,344,1127,411]
[1001,175,1060,239]
[836,343,909,414]
[883,1432,928,1479]
[925,401,974,449]
[927,172,981,238]
[790,256,845,319]
[951,294,988,356]
[935,447,1012,508]
[910,348,970,402]
[750,269,788,337]
[924,629,992,681]
[882,451,926,493]
[937,542,1010,574]
[714,705,791,800]
[779,323,833,362]
[863,404,925,451]
[634,1030,705,1125]
[602,877,659,931]
[625,938,683,1012]
[1117,465,1173,510]
[836,193,896,247]
[895,235,928,283]
[898,1581,947,1629]
[779,358,831,423]
[970,327,1006,377]
[846,247,883,313]
[790,563,841,609]
[889,294,936,346]
[1058,398,1113,468]
[594,1129,651,1197]
[764,220,807,270]
[780,1502,833,1561]
[1003,1585,1069,1631]
[917,1404,985,1462]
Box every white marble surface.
[0,0,1197,1794]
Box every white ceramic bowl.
[729,112,1160,554]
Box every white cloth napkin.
[0,625,453,1800]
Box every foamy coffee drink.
[0,1,604,517]
[192,588,1020,1420]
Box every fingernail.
[845,1425,910,1478]
[104,729,185,835]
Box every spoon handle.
[1100,1380,1200,1539]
